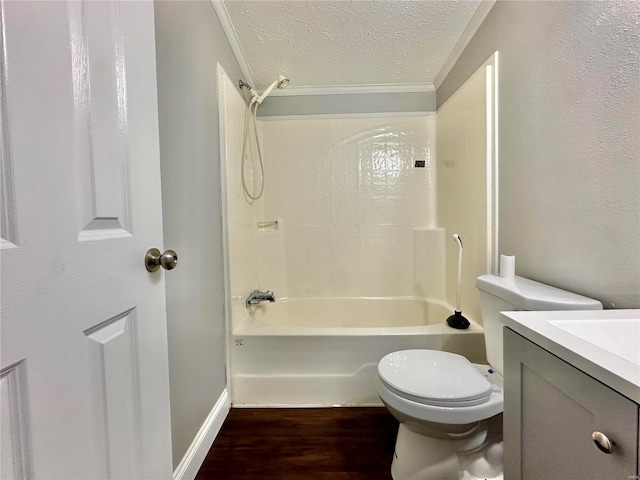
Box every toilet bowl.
[376,350,504,480]
[376,274,603,480]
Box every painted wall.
[437,67,488,324]
[258,115,440,300]
[257,91,436,117]
[153,1,245,469]
[438,1,640,308]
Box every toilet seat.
[377,350,492,407]
[375,350,504,425]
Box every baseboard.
[173,388,230,480]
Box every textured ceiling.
[223,0,482,90]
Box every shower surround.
[219,68,489,406]
[258,114,439,299]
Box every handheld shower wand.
[446,233,470,329]
[238,74,290,201]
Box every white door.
[1,1,173,479]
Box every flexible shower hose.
[241,100,265,201]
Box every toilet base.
[391,414,503,480]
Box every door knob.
[145,248,178,272]
[592,431,613,454]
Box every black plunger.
[446,233,470,329]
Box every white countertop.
[500,309,640,404]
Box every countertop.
[500,309,640,403]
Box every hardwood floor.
[196,407,398,480]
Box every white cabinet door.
[0,1,172,479]
[504,328,638,480]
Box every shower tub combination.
[230,297,486,407]
[218,68,494,408]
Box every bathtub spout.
[246,290,276,308]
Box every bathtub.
[230,297,486,407]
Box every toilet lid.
[377,350,492,407]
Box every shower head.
[253,75,290,105]
[277,76,290,89]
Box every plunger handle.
[452,234,463,311]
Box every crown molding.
[269,83,435,97]
[259,111,434,121]
[434,0,496,90]
[210,0,256,87]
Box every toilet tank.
[476,274,602,374]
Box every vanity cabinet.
[503,327,639,480]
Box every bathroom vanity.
[501,309,640,480]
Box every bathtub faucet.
[246,289,276,308]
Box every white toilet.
[376,274,602,480]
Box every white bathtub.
[230,297,486,407]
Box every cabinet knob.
[591,431,613,454]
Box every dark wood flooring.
[196,407,398,480]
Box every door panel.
[69,0,132,239]
[0,361,31,480]
[0,1,172,479]
[84,308,141,480]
